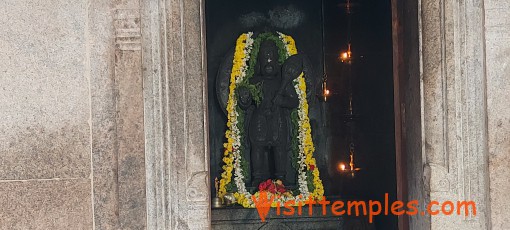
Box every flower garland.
[219,32,324,208]
[219,32,253,198]
[279,32,324,200]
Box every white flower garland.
[278,31,311,198]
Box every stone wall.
[1,0,96,228]
[485,0,510,229]
[0,0,148,229]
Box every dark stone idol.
[217,38,305,188]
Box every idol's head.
[258,40,279,77]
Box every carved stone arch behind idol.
[215,47,235,116]
[301,54,319,104]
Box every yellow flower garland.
[281,33,324,199]
[219,33,249,197]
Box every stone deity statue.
[236,40,303,186]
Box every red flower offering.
[258,179,272,192]
[258,179,287,194]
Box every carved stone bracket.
[114,9,141,51]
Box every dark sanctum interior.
[206,0,397,229]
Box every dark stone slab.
[212,202,375,230]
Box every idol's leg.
[251,145,268,187]
[273,145,288,184]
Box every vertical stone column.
[485,1,510,229]
[113,1,148,229]
[142,0,210,229]
[394,0,430,228]
[89,0,119,229]
[420,0,490,229]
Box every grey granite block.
[0,179,92,230]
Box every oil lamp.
[338,143,361,177]
[339,43,352,63]
[321,79,330,101]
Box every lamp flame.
[339,43,353,63]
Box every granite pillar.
[485,0,510,229]
[142,0,211,229]
[416,0,491,229]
